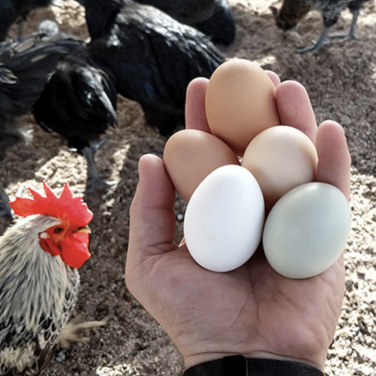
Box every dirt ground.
[1,0,376,375]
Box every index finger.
[185,77,210,132]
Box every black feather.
[0,35,78,216]
[134,0,236,45]
[32,44,118,154]
[0,36,79,147]
[0,0,54,42]
[78,0,225,136]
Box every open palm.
[125,74,351,371]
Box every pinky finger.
[315,121,351,200]
[265,70,281,87]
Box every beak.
[75,226,91,234]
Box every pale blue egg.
[263,182,351,279]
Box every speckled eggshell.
[205,58,280,157]
[263,182,351,279]
[163,129,239,201]
[184,165,265,272]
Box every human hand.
[125,73,351,371]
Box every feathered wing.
[133,0,235,45]
[87,1,225,135]
[195,0,236,45]
[134,0,216,24]
[0,278,79,376]
[0,38,79,121]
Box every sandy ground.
[1,0,376,375]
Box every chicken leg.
[296,26,332,55]
[81,138,118,193]
[329,8,360,41]
[0,182,13,217]
[0,134,20,217]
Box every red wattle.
[39,238,61,257]
[60,233,91,269]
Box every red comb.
[10,182,93,227]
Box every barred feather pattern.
[0,215,80,375]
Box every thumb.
[126,154,177,275]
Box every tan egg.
[205,58,280,157]
[241,126,318,211]
[163,129,239,201]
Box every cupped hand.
[125,73,351,371]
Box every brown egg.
[205,58,280,157]
[241,126,318,211]
[163,129,240,201]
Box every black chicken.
[31,25,118,193]
[18,0,57,40]
[0,0,55,41]
[271,0,371,54]
[0,36,78,217]
[77,0,225,137]
[134,0,236,45]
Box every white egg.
[184,165,265,272]
[263,182,351,279]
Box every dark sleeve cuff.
[183,355,324,376]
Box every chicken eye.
[54,227,64,234]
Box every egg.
[263,183,351,279]
[184,165,265,272]
[205,58,280,156]
[241,126,318,211]
[163,129,239,201]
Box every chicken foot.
[81,138,118,193]
[296,26,331,55]
[328,9,360,42]
[16,21,25,42]
[0,133,21,217]
[59,316,106,349]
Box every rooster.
[77,0,225,137]
[0,182,104,375]
[134,0,236,45]
[0,36,80,217]
[271,0,371,54]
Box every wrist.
[184,350,326,372]
[183,356,324,376]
